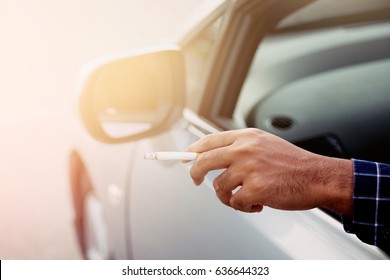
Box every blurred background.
[0,0,199,259]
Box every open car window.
[234,0,390,126]
[279,0,390,30]
[234,21,390,128]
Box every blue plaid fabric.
[343,159,390,251]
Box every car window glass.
[233,0,390,128]
[233,20,390,129]
[182,17,223,112]
[234,22,390,126]
[279,0,390,29]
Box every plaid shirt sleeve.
[343,159,390,251]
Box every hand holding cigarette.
[184,128,353,215]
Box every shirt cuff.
[342,159,390,251]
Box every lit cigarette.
[144,152,199,161]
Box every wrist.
[314,156,354,216]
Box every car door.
[125,0,388,259]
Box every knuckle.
[243,127,263,138]
[213,177,221,191]
[230,196,241,209]
[214,172,227,190]
[215,190,231,207]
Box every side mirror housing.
[78,46,185,143]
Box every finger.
[181,152,200,164]
[213,183,233,207]
[185,130,239,153]
[250,204,264,213]
[189,147,232,185]
[230,187,264,213]
[231,198,263,213]
[213,165,243,193]
[213,168,242,206]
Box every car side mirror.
[78,46,185,143]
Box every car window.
[279,0,390,30]
[232,0,390,127]
[233,21,390,128]
[182,17,223,112]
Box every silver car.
[69,0,390,259]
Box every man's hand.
[185,128,353,215]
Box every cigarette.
[144,152,199,161]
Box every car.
[69,0,390,259]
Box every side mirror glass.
[78,46,185,143]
